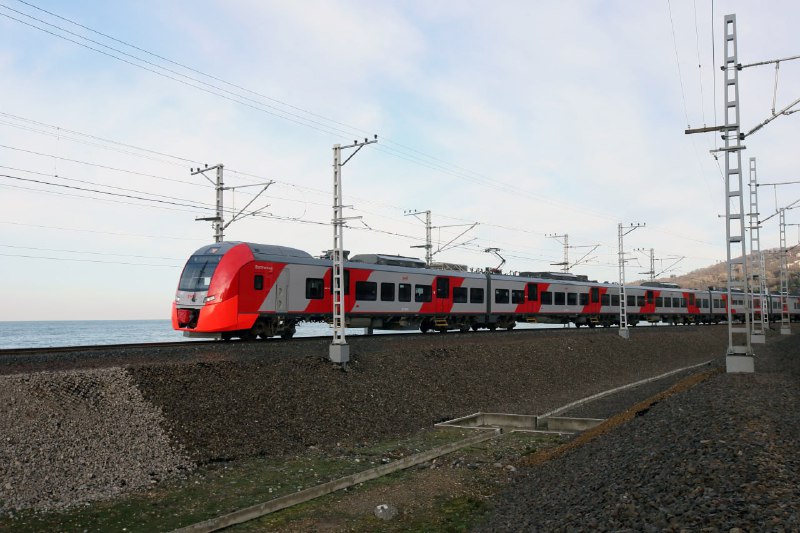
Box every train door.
[435,277,450,314]
[274,270,290,314]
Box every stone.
[374,503,398,520]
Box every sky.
[1,0,799,321]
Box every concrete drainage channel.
[172,360,712,533]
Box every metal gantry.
[191,163,273,243]
[546,234,569,272]
[192,164,225,243]
[405,210,433,266]
[779,208,792,335]
[330,137,377,366]
[722,14,754,372]
[618,222,644,339]
[748,157,768,343]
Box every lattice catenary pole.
[618,223,644,339]
[721,14,754,372]
[779,208,791,335]
[330,137,377,366]
[747,157,767,343]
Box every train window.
[567,292,577,306]
[590,287,600,304]
[495,289,510,304]
[254,275,264,291]
[555,292,565,305]
[703,299,709,308]
[713,299,720,308]
[380,282,395,301]
[329,270,350,295]
[664,297,672,308]
[453,287,468,303]
[637,296,645,307]
[436,278,450,299]
[527,283,538,301]
[512,290,525,304]
[646,291,654,304]
[601,294,610,306]
[627,295,635,306]
[356,281,377,301]
[541,291,553,305]
[611,294,620,306]
[399,283,412,302]
[672,297,680,307]
[579,293,589,305]
[680,298,687,307]
[178,254,221,291]
[306,278,324,299]
[415,284,432,302]
[470,287,484,304]
[655,297,663,307]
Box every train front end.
[172,242,257,337]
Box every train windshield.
[178,255,221,291]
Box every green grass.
[1,428,475,532]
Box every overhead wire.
[0,220,203,241]
[1,2,725,268]
[0,3,650,226]
[0,252,180,267]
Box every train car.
[173,242,489,339]
[173,242,799,339]
[487,272,620,328]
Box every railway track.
[0,322,719,359]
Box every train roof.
[349,253,427,268]
[190,242,313,260]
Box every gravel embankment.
[478,332,800,531]
[127,327,723,463]
[0,326,729,512]
[0,368,193,512]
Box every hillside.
[635,247,800,294]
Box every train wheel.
[488,324,497,331]
[239,330,256,341]
[221,332,233,341]
[460,324,470,333]
[280,327,295,339]
[471,324,480,331]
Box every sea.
[0,319,563,349]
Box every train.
[172,242,799,340]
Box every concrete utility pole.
[748,157,768,343]
[192,163,273,243]
[330,136,377,366]
[618,222,645,339]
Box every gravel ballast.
[0,326,741,514]
[0,368,193,512]
[478,332,800,531]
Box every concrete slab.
[726,355,755,373]
[538,417,606,432]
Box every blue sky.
[1,0,799,321]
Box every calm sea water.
[0,319,563,349]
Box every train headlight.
[175,296,180,303]
[204,295,217,303]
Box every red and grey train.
[172,242,799,340]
